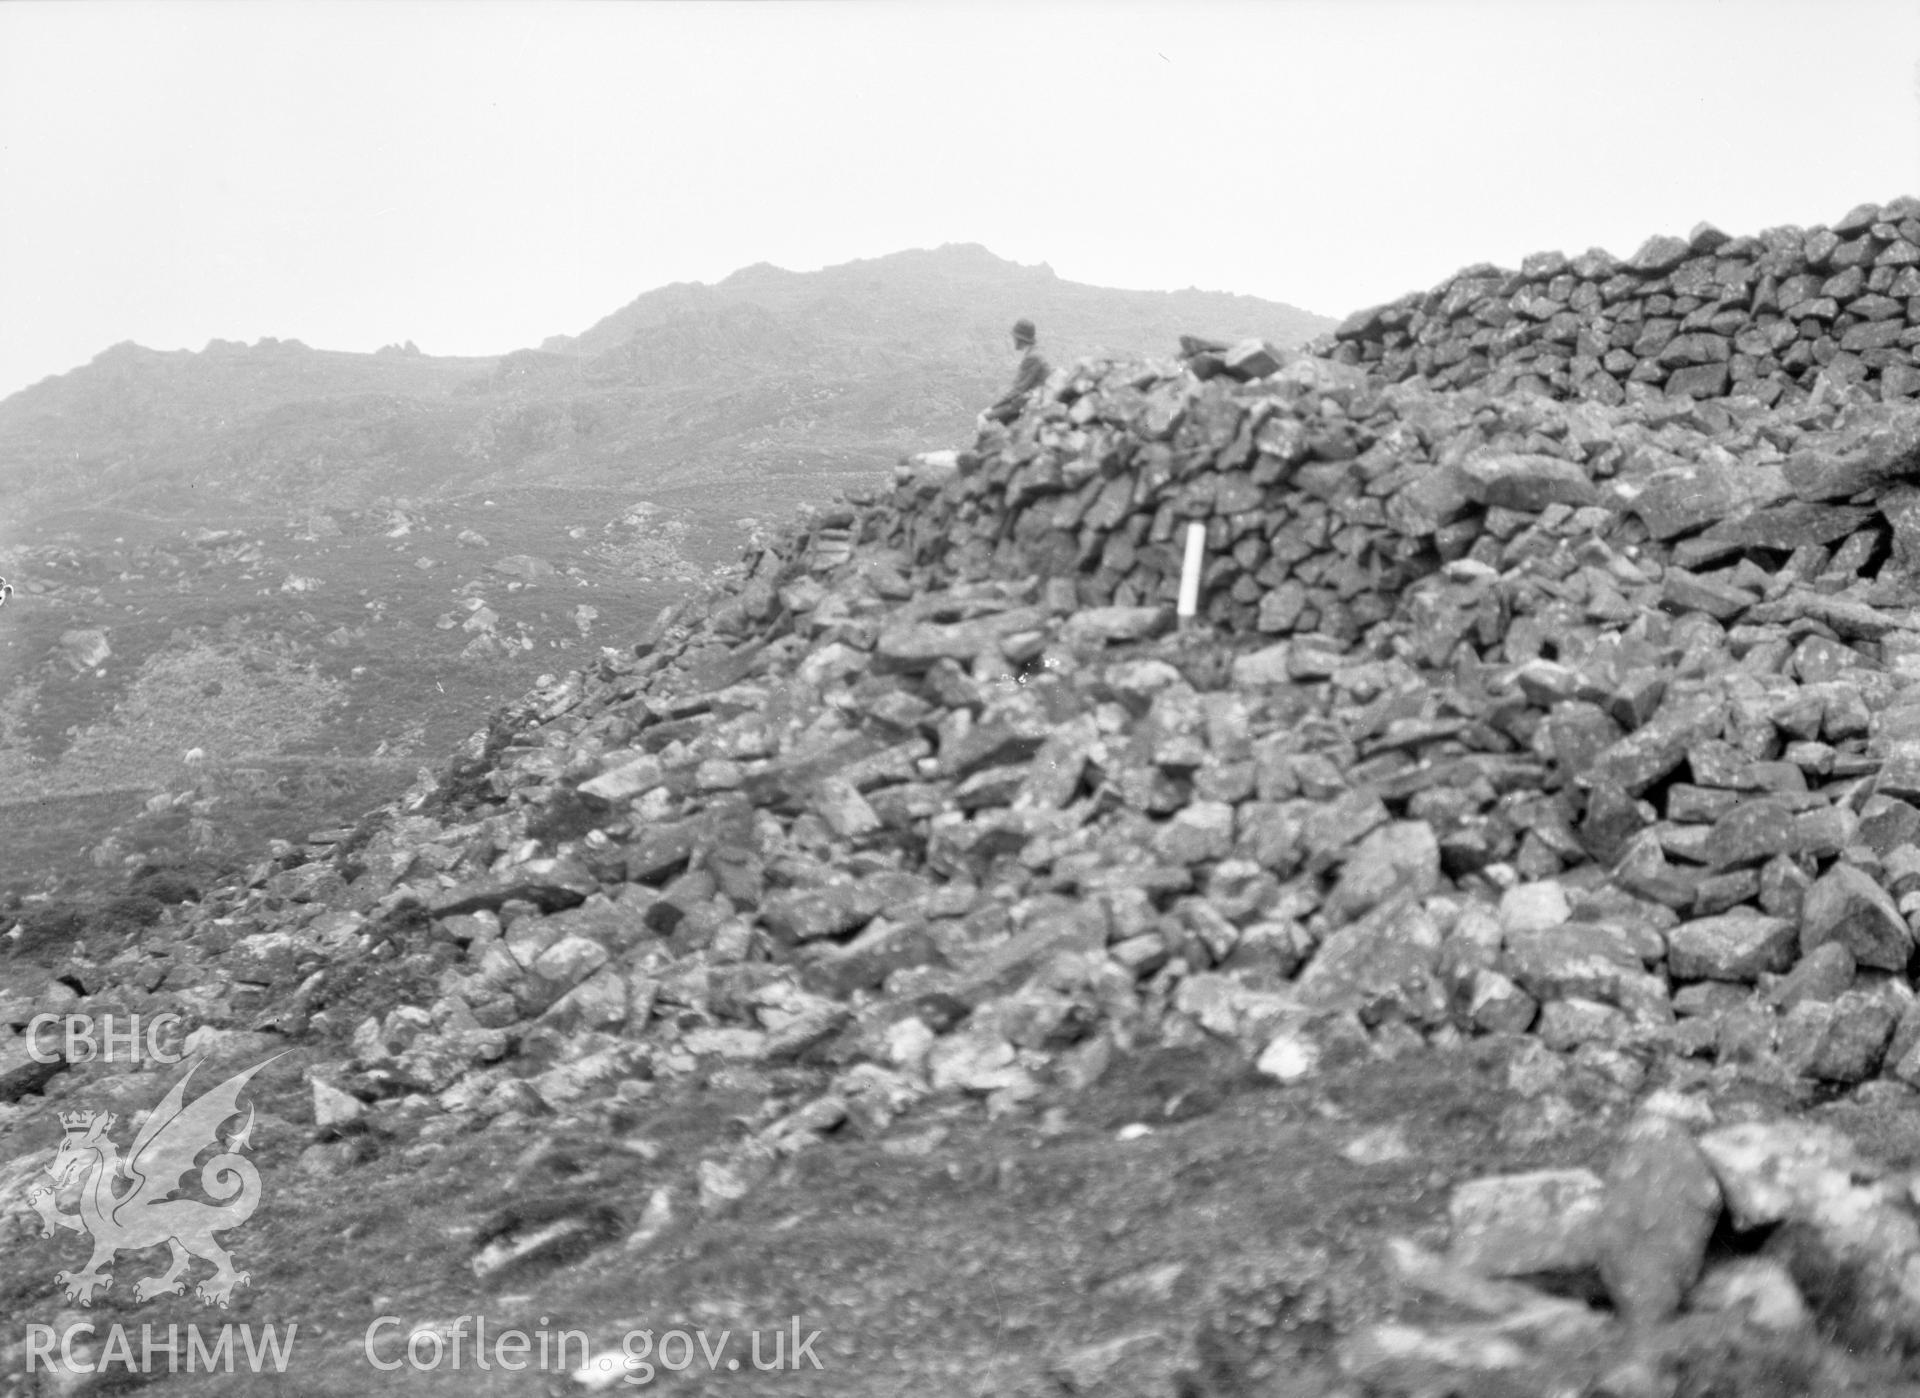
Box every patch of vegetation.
[32,640,349,796]
[303,938,456,1045]
[6,901,85,960]
[129,862,201,904]
[96,891,165,936]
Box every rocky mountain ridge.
[0,245,1331,521]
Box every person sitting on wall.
[978,319,1052,430]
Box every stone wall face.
[863,353,1854,639]
[1327,198,1920,407]
[872,357,1441,636]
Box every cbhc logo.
[26,1014,185,1065]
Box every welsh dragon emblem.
[26,1055,279,1308]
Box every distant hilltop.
[0,245,1335,519]
[554,242,1329,363]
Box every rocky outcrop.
[1329,197,1920,408]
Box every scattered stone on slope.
[23,281,1920,1388]
[1594,1112,1723,1327]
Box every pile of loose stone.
[1330,196,1920,408]
[19,340,1920,1383]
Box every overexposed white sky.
[3,0,1918,401]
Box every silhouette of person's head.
[1012,318,1036,349]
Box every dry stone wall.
[860,347,1895,640]
[1328,196,1920,407]
[872,354,1441,637]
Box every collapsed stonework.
[21,208,1920,1388]
[1329,196,1920,408]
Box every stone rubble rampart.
[25,203,1920,1385]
